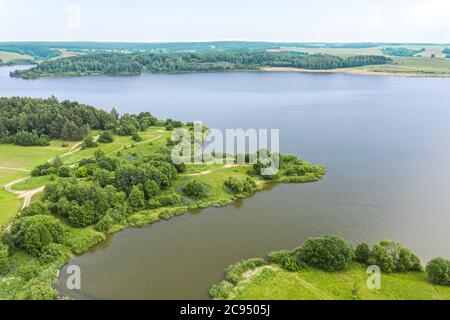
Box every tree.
[368,240,421,273]
[98,131,114,143]
[354,242,371,264]
[20,202,50,217]
[67,202,97,228]
[143,179,160,199]
[298,235,354,271]
[58,166,71,178]
[61,120,81,141]
[426,258,450,285]
[81,135,98,149]
[10,215,64,256]
[183,180,208,199]
[128,185,145,211]
[132,132,143,142]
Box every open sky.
[0,0,449,43]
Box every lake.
[1,66,450,299]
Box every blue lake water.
[1,66,450,299]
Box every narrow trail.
[182,164,243,177]
[0,166,30,173]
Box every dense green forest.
[0,97,166,146]
[10,51,392,79]
[381,47,425,57]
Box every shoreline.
[261,67,450,78]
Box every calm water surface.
[1,66,450,299]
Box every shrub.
[95,214,115,233]
[298,235,354,271]
[0,242,10,275]
[368,240,421,273]
[268,249,304,272]
[225,258,266,284]
[183,180,208,199]
[20,202,50,217]
[98,131,114,143]
[57,166,71,177]
[128,186,145,211]
[16,279,58,300]
[426,257,450,285]
[10,215,64,256]
[132,132,143,142]
[81,135,98,149]
[354,242,371,264]
[68,202,97,228]
[148,193,182,208]
[209,281,234,300]
[39,243,71,265]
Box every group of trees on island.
[0,97,174,146]
[10,51,393,79]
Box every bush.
[209,281,234,300]
[20,202,50,217]
[128,186,145,211]
[81,135,98,149]
[57,166,71,177]
[183,180,208,199]
[68,202,97,228]
[95,214,115,233]
[268,249,304,272]
[298,235,354,271]
[354,242,371,264]
[0,242,10,275]
[132,132,143,142]
[15,279,58,300]
[225,258,266,284]
[39,243,70,265]
[10,215,64,256]
[368,240,421,273]
[426,257,450,285]
[148,193,182,208]
[98,131,114,143]
[224,177,259,195]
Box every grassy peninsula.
[0,97,325,299]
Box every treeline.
[10,51,393,79]
[381,47,425,57]
[0,43,60,60]
[444,48,450,58]
[0,97,167,146]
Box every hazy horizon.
[1,0,449,43]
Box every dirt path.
[183,164,242,176]
[4,177,45,209]
[0,166,30,173]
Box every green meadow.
[220,264,450,300]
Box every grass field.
[0,51,33,63]
[362,56,450,76]
[0,189,21,229]
[0,140,75,170]
[219,264,450,300]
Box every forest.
[381,47,425,57]
[10,51,393,79]
[0,97,167,146]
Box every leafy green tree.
[354,242,371,264]
[81,135,98,149]
[298,235,354,271]
[426,258,450,285]
[10,215,64,256]
[61,120,82,141]
[98,130,114,143]
[143,180,160,199]
[183,180,208,199]
[20,202,50,217]
[368,240,421,273]
[128,186,145,211]
[57,166,71,177]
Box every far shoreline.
[261,66,450,78]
